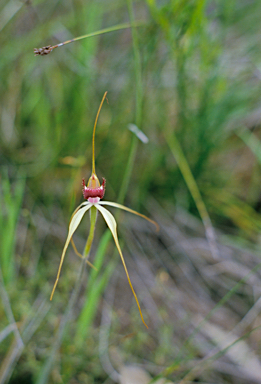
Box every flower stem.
[84,205,97,257]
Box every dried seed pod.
[34,45,53,56]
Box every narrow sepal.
[99,201,159,231]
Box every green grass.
[1,0,261,383]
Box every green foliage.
[1,0,261,382]
[0,173,25,285]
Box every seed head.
[34,45,53,56]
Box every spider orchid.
[50,92,158,328]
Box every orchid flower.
[50,92,158,328]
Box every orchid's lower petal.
[50,203,92,300]
[95,203,148,328]
[99,201,159,231]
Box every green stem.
[53,22,144,48]
[117,0,143,205]
[127,0,143,127]
[83,205,97,257]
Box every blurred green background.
[1,0,261,383]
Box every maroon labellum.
[82,177,106,200]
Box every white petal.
[50,203,92,300]
[95,204,148,328]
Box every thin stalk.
[92,92,107,176]
[84,206,97,256]
[75,258,116,342]
[34,22,144,55]
[127,0,143,127]
[75,230,112,342]
[53,22,143,49]
[117,0,143,205]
